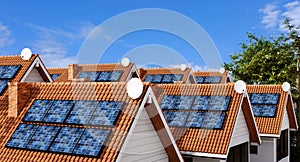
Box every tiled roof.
[47,68,68,82]
[0,82,150,161]
[139,68,192,83]
[247,85,298,135]
[151,83,260,155]
[71,63,135,82]
[193,71,230,83]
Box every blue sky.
[0,0,299,68]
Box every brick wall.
[68,64,80,80]
[8,82,31,117]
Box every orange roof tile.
[152,83,259,155]
[139,68,192,83]
[47,68,68,82]
[247,85,298,135]
[0,82,150,161]
[193,71,230,83]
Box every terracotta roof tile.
[152,83,250,155]
[0,82,150,162]
[139,68,192,83]
[47,68,68,82]
[193,71,230,83]
[247,85,297,135]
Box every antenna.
[234,80,246,94]
[219,67,225,74]
[20,48,32,61]
[121,57,130,67]
[126,78,143,99]
[180,63,187,71]
[282,82,290,92]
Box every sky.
[0,0,299,68]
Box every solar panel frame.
[0,79,9,95]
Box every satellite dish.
[121,57,130,67]
[20,48,32,61]
[126,78,143,99]
[219,67,225,74]
[282,82,290,92]
[234,80,246,94]
[180,63,187,71]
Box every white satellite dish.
[126,78,143,99]
[234,80,246,94]
[20,48,32,61]
[180,63,187,71]
[219,67,225,74]
[282,82,290,92]
[121,57,130,67]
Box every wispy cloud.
[282,1,300,27]
[0,22,14,48]
[28,21,97,67]
[259,4,280,29]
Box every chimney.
[8,82,31,117]
[68,64,80,80]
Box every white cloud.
[282,1,300,27]
[28,21,97,67]
[168,63,219,72]
[259,4,280,29]
[0,22,14,48]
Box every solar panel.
[43,100,74,123]
[204,76,222,83]
[49,127,84,154]
[26,125,60,151]
[89,101,124,126]
[195,76,205,83]
[96,71,112,81]
[78,71,99,81]
[250,93,280,105]
[160,95,177,110]
[174,95,194,110]
[50,74,61,81]
[73,128,110,156]
[23,100,54,122]
[65,100,98,125]
[192,96,209,110]
[163,111,189,127]
[161,74,183,83]
[186,112,205,128]
[0,80,9,95]
[202,112,226,129]
[6,124,38,149]
[209,96,231,111]
[0,65,20,79]
[252,105,277,117]
[144,74,163,83]
[96,71,123,82]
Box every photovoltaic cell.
[49,127,84,154]
[6,124,38,149]
[202,112,226,129]
[26,125,60,151]
[0,80,9,95]
[50,74,61,81]
[192,96,209,110]
[0,65,20,79]
[195,76,205,83]
[161,74,183,83]
[96,71,123,82]
[89,101,124,126]
[73,128,110,156]
[186,112,205,128]
[65,100,98,125]
[204,76,222,83]
[78,71,99,81]
[160,95,177,110]
[43,100,74,123]
[174,96,194,110]
[23,100,54,122]
[163,111,189,127]
[250,93,280,105]
[252,105,277,117]
[209,96,231,111]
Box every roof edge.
[181,151,227,159]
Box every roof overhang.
[181,151,227,160]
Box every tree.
[224,19,300,162]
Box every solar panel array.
[161,95,231,129]
[144,74,183,83]
[77,71,123,82]
[50,74,61,81]
[6,124,110,157]
[250,93,280,117]
[0,65,21,95]
[23,99,124,126]
[195,76,222,84]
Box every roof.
[0,82,181,161]
[139,68,193,84]
[151,83,260,156]
[247,85,298,136]
[70,63,135,82]
[47,68,68,82]
[193,71,230,84]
